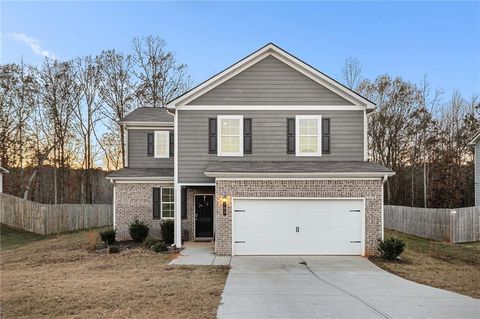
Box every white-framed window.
[161,187,174,219]
[154,131,169,158]
[296,115,322,156]
[218,115,243,156]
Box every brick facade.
[115,183,174,240]
[214,179,383,256]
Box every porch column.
[174,185,182,248]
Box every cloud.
[8,32,57,59]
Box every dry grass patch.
[371,229,480,299]
[1,230,229,319]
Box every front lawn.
[371,229,480,299]
[0,229,229,318]
[1,224,46,250]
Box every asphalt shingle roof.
[119,107,174,123]
[205,161,393,174]
[107,168,173,178]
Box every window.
[161,187,174,219]
[154,131,169,158]
[296,115,322,156]
[218,115,243,156]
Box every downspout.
[173,107,182,248]
[109,179,116,230]
[381,174,388,240]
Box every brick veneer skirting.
[214,179,383,256]
[115,183,174,241]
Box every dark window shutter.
[322,118,330,154]
[208,118,217,154]
[153,188,161,220]
[169,132,174,157]
[287,118,295,154]
[181,187,187,219]
[244,118,252,154]
[147,133,154,156]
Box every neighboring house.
[107,43,395,256]
[469,132,480,206]
[0,167,8,193]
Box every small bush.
[129,219,149,242]
[378,237,405,260]
[144,236,158,249]
[161,220,174,245]
[152,241,167,252]
[99,229,116,246]
[108,244,120,254]
[86,231,100,251]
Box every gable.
[187,56,353,106]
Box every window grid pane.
[161,188,174,218]
[298,118,320,154]
[220,118,241,154]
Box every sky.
[1,1,479,99]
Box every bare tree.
[132,35,190,107]
[97,50,135,168]
[342,57,362,91]
[74,56,103,203]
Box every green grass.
[0,224,46,250]
[385,229,479,264]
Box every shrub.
[129,219,149,242]
[144,236,158,249]
[152,241,167,252]
[161,220,174,245]
[108,244,120,254]
[99,229,116,246]
[86,231,100,251]
[378,237,405,260]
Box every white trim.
[167,44,375,109]
[216,177,382,181]
[193,194,215,239]
[173,105,367,111]
[469,131,480,145]
[160,187,175,220]
[174,112,182,248]
[112,184,116,229]
[231,197,366,256]
[295,115,322,157]
[205,172,396,178]
[364,110,368,161]
[178,183,216,186]
[126,126,174,130]
[120,121,174,126]
[112,180,173,184]
[124,127,129,167]
[154,131,170,158]
[106,177,173,182]
[217,115,244,157]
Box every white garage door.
[233,199,364,255]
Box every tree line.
[1,35,190,204]
[344,58,479,208]
[1,41,478,207]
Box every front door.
[195,195,214,238]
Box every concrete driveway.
[217,256,479,319]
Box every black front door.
[195,195,214,238]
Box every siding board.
[128,129,174,169]
[178,110,364,183]
[187,56,353,106]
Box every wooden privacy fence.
[0,193,113,235]
[384,205,480,243]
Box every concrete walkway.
[169,241,231,266]
[217,256,479,319]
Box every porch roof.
[204,161,394,178]
[106,168,173,181]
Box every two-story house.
[107,43,394,256]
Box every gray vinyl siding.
[476,140,480,206]
[178,110,364,183]
[127,129,174,169]
[187,56,353,106]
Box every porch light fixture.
[222,195,228,215]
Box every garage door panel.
[233,199,363,255]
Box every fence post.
[449,210,457,243]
